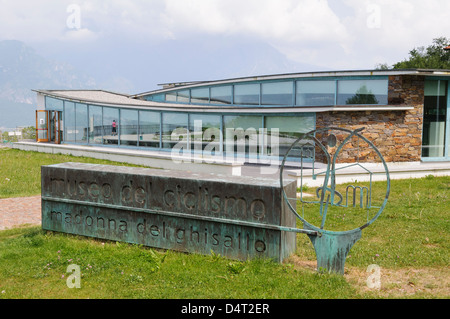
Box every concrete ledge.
[12,142,242,176]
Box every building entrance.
[36,110,63,144]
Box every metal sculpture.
[280,127,390,274]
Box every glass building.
[34,69,450,163]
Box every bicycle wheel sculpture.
[280,127,390,274]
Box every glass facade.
[265,115,315,158]
[189,114,222,155]
[75,103,88,143]
[45,97,64,111]
[422,80,448,158]
[64,102,76,142]
[191,87,209,104]
[224,115,262,158]
[103,107,119,145]
[337,79,388,105]
[262,81,293,105]
[139,111,160,148]
[177,90,190,103]
[38,73,450,163]
[143,77,389,107]
[296,80,335,106]
[120,109,139,146]
[44,96,316,161]
[234,83,260,105]
[162,113,188,150]
[210,85,232,104]
[89,105,103,144]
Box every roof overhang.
[33,89,413,114]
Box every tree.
[346,85,379,105]
[392,37,450,69]
[22,126,36,140]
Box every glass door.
[422,80,449,159]
[36,110,49,142]
[53,111,63,144]
[36,110,63,144]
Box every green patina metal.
[41,162,298,262]
[280,127,390,275]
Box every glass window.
[265,115,315,158]
[88,105,103,144]
[120,109,138,146]
[189,114,222,158]
[165,92,177,102]
[337,79,388,105]
[224,115,262,159]
[261,81,293,105]
[144,94,165,102]
[210,86,232,104]
[296,80,336,106]
[139,111,161,148]
[191,87,209,104]
[103,107,119,145]
[162,113,188,149]
[64,102,76,142]
[75,103,88,143]
[234,83,260,105]
[177,90,190,103]
[45,97,64,111]
[422,80,447,158]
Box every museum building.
[34,69,450,164]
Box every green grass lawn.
[0,148,149,199]
[0,148,449,299]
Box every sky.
[0,0,449,92]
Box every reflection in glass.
[89,105,103,144]
[75,104,88,143]
[337,79,387,105]
[296,80,335,106]
[139,111,161,148]
[103,107,119,145]
[234,83,260,105]
[177,90,190,103]
[210,86,232,104]
[265,115,315,159]
[261,81,293,105]
[162,113,188,149]
[36,111,48,141]
[45,97,64,111]
[64,102,76,142]
[120,109,138,146]
[165,92,177,102]
[191,87,209,104]
[189,114,222,158]
[422,80,447,157]
[224,115,261,160]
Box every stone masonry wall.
[315,75,425,163]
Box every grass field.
[0,148,449,299]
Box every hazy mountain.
[0,37,319,128]
[0,40,98,128]
[38,35,320,93]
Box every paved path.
[0,196,41,230]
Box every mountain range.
[0,38,319,129]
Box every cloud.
[338,0,450,67]
[163,0,350,47]
[0,0,449,71]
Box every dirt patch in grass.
[286,255,317,272]
[346,266,450,298]
[288,255,449,298]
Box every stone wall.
[315,75,425,163]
